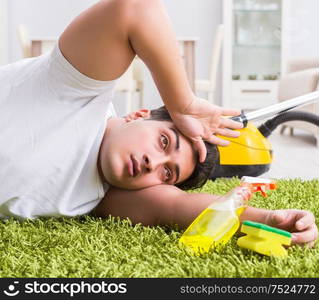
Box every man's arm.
[93,184,220,228]
[59,0,242,160]
[59,0,192,111]
[93,184,269,228]
[93,185,318,246]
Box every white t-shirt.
[0,44,117,219]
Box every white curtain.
[0,0,8,65]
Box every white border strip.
[0,0,8,65]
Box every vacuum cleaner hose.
[258,111,319,138]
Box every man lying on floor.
[0,0,317,247]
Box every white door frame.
[0,0,9,65]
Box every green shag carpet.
[1,178,318,278]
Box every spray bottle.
[179,176,277,255]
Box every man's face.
[100,118,197,190]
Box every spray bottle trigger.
[248,182,277,197]
[240,176,277,197]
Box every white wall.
[288,0,319,58]
[4,0,319,115]
[7,0,99,62]
[6,0,222,115]
[140,0,223,112]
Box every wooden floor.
[262,129,319,180]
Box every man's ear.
[125,109,151,122]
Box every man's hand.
[170,97,243,162]
[265,209,318,247]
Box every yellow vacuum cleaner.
[210,91,319,179]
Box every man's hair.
[148,106,219,190]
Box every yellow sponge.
[237,221,291,258]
